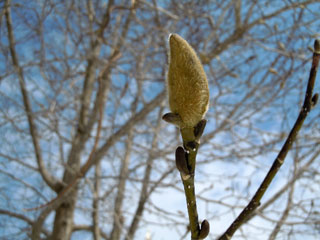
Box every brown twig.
[218,39,320,240]
[174,120,210,239]
[180,144,201,239]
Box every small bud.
[162,112,182,126]
[175,146,189,175]
[194,119,207,139]
[308,46,314,53]
[269,68,278,75]
[312,93,318,106]
[277,42,286,51]
[199,219,210,239]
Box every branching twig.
[126,106,164,240]
[27,75,105,211]
[218,39,320,240]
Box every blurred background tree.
[0,0,320,239]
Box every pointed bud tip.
[168,33,178,40]
[168,33,175,44]
[168,33,184,46]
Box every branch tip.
[218,40,319,240]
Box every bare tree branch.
[268,168,295,240]
[201,0,316,64]
[73,224,109,239]
[4,0,62,192]
[218,39,320,240]
[126,106,164,240]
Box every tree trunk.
[50,190,78,240]
[49,128,87,239]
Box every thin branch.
[126,106,164,240]
[92,162,101,240]
[268,172,295,240]
[110,129,134,240]
[201,0,315,64]
[28,90,165,215]
[247,148,320,223]
[78,0,114,131]
[28,3,137,215]
[72,225,109,240]
[27,72,105,211]
[0,209,50,237]
[0,209,33,225]
[218,39,320,240]
[4,0,61,192]
[30,85,104,238]
[92,90,165,167]
[234,0,242,30]
[139,0,179,20]
[0,168,48,202]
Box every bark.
[50,192,78,240]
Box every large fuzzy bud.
[164,33,209,129]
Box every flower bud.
[166,33,209,129]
